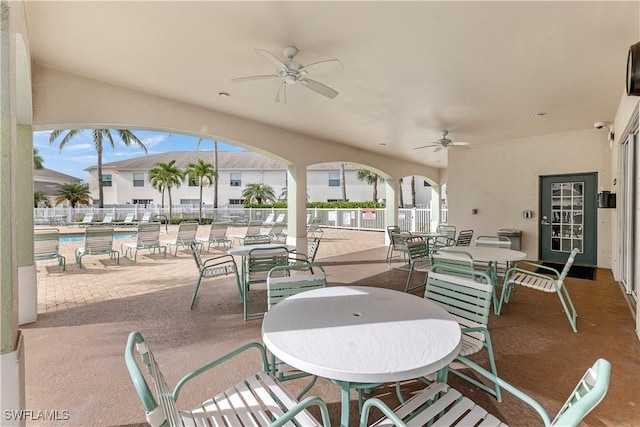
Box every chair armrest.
[456,357,554,426]
[271,396,331,427]
[359,397,408,427]
[505,267,559,282]
[512,260,560,276]
[202,254,236,267]
[172,342,269,400]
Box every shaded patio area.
[23,227,639,426]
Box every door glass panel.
[551,181,584,254]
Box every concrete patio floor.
[23,226,640,426]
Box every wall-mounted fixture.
[471,208,478,215]
[597,191,616,208]
[626,41,640,96]
[523,210,533,219]
[594,122,614,142]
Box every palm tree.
[34,191,51,208]
[55,182,91,208]
[195,138,220,208]
[356,168,380,202]
[49,129,148,208]
[33,148,44,169]
[184,159,217,223]
[148,160,183,220]
[242,183,276,206]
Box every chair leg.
[557,285,578,332]
[190,274,203,309]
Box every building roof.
[33,167,82,183]
[87,151,359,172]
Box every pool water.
[59,232,136,243]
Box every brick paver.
[35,225,385,313]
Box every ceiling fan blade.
[300,59,344,75]
[299,78,339,99]
[433,145,444,153]
[414,144,439,150]
[451,141,471,146]
[275,82,287,104]
[231,74,279,82]
[449,144,471,150]
[255,49,287,70]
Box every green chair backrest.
[137,222,161,248]
[550,358,611,426]
[267,264,327,309]
[475,235,511,249]
[431,249,475,276]
[84,227,114,254]
[246,220,263,237]
[407,238,429,262]
[209,221,230,240]
[34,228,61,260]
[176,221,199,245]
[426,268,493,345]
[247,246,289,281]
[557,248,580,288]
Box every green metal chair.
[360,358,611,427]
[266,263,327,394]
[232,219,264,245]
[404,237,430,293]
[387,231,412,270]
[426,266,501,401]
[197,221,232,250]
[267,222,287,243]
[243,245,290,320]
[498,248,580,332]
[454,229,473,246]
[161,221,199,256]
[125,331,331,427]
[189,241,241,309]
[473,235,512,280]
[289,237,321,266]
[34,228,65,271]
[431,248,475,274]
[74,226,119,268]
[307,217,324,238]
[121,222,167,261]
[432,224,456,249]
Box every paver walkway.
[35,225,385,314]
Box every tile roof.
[86,151,359,171]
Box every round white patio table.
[261,285,462,427]
[438,246,527,263]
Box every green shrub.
[247,201,385,209]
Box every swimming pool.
[59,232,136,243]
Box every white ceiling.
[24,1,639,168]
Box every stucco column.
[384,178,397,245]
[430,184,441,231]
[286,164,308,253]
[17,124,35,325]
[1,1,26,424]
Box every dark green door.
[539,173,597,265]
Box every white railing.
[34,206,434,232]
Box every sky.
[34,129,246,182]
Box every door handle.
[541,215,551,226]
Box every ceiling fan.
[414,130,472,153]
[231,46,343,103]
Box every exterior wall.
[90,163,433,206]
[447,129,611,268]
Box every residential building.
[86,151,433,207]
[33,167,82,206]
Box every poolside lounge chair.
[161,221,199,256]
[100,213,114,225]
[267,222,287,243]
[34,228,65,271]
[263,213,275,225]
[121,213,136,226]
[307,217,324,238]
[125,332,331,427]
[197,221,232,250]
[74,226,119,268]
[189,241,240,309]
[121,222,167,261]
[74,213,94,227]
[361,358,611,427]
[139,212,151,223]
[230,219,263,245]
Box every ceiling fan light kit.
[231,46,343,103]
